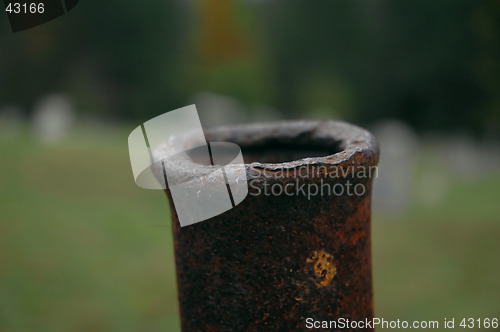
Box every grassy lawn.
[1,126,499,331]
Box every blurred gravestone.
[0,105,23,140]
[371,120,420,215]
[437,134,500,181]
[191,92,249,128]
[32,94,75,143]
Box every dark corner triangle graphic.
[63,0,78,11]
[4,0,79,33]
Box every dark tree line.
[1,0,499,132]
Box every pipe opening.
[238,141,341,164]
[185,139,342,165]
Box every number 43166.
[5,3,45,14]
[460,318,498,329]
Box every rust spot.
[306,249,337,288]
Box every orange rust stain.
[306,250,337,288]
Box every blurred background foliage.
[1,0,499,131]
[1,0,500,331]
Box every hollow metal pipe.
[158,120,379,331]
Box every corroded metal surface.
[158,120,379,331]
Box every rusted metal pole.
[158,121,379,331]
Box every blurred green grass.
[0,126,179,332]
[1,126,499,331]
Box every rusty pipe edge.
[154,120,379,332]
